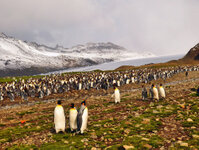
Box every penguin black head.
[152,84,154,87]
[81,100,86,106]
[70,103,75,108]
[160,83,163,86]
[57,100,62,105]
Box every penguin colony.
[0,65,198,102]
[54,100,88,134]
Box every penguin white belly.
[126,79,130,84]
[54,106,65,133]
[115,90,120,103]
[81,108,88,134]
[159,87,166,98]
[117,81,120,87]
[131,77,135,83]
[91,82,93,88]
[79,83,82,90]
[69,109,78,131]
[153,88,159,100]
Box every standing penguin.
[159,83,166,99]
[54,100,66,133]
[112,86,120,104]
[77,100,88,134]
[142,85,148,100]
[152,84,159,101]
[69,103,78,132]
[0,90,3,101]
[197,87,199,96]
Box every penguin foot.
[58,131,64,134]
[71,130,77,133]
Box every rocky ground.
[0,71,199,150]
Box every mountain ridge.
[182,43,199,61]
[0,33,154,77]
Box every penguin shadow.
[137,98,151,102]
[50,127,84,135]
[65,128,75,133]
[49,128,65,134]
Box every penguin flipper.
[77,113,83,131]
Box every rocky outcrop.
[183,43,199,60]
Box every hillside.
[0,71,199,149]
[183,43,199,60]
[0,33,154,77]
[116,44,199,71]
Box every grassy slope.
[0,71,199,149]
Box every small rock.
[156,118,160,121]
[142,118,150,124]
[124,129,131,134]
[84,142,88,146]
[91,132,98,139]
[164,127,169,131]
[160,146,165,150]
[192,135,199,139]
[180,142,188,147]
[144,144,152,149]
[135,112,140,117]
[125,121,131,125]
[91,147,97,150]
[187,118,193,122]
[157,105,163,109]
[81,138,88,142]
[105,146,112,150]
[149,102,155,107]
[100,136,104,141]
[109,117,114,121]
[108,138,113,142]
[142,137,149,141]
[122,145,135,149]
[63,140,69,144]
[104,124,108,127]
[135,124,140,127]
[153,110,159,114]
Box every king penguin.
[142,85,148,100]
[77,100,88,134]
[54,100,66,133]
[112,86,120,104]
[69,103,78,132]
[152,84,159,101]
[159,83,166,99]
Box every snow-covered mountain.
[0,33,155,76]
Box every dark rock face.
[183,43,199,60]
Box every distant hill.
[0,32,154,77]
[182,43,199,61]
[116,43,199,71]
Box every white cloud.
[0,0,198,55]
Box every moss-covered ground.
[0,71,199,149]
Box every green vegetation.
[0,75,44,83]
[1,76,199,149]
